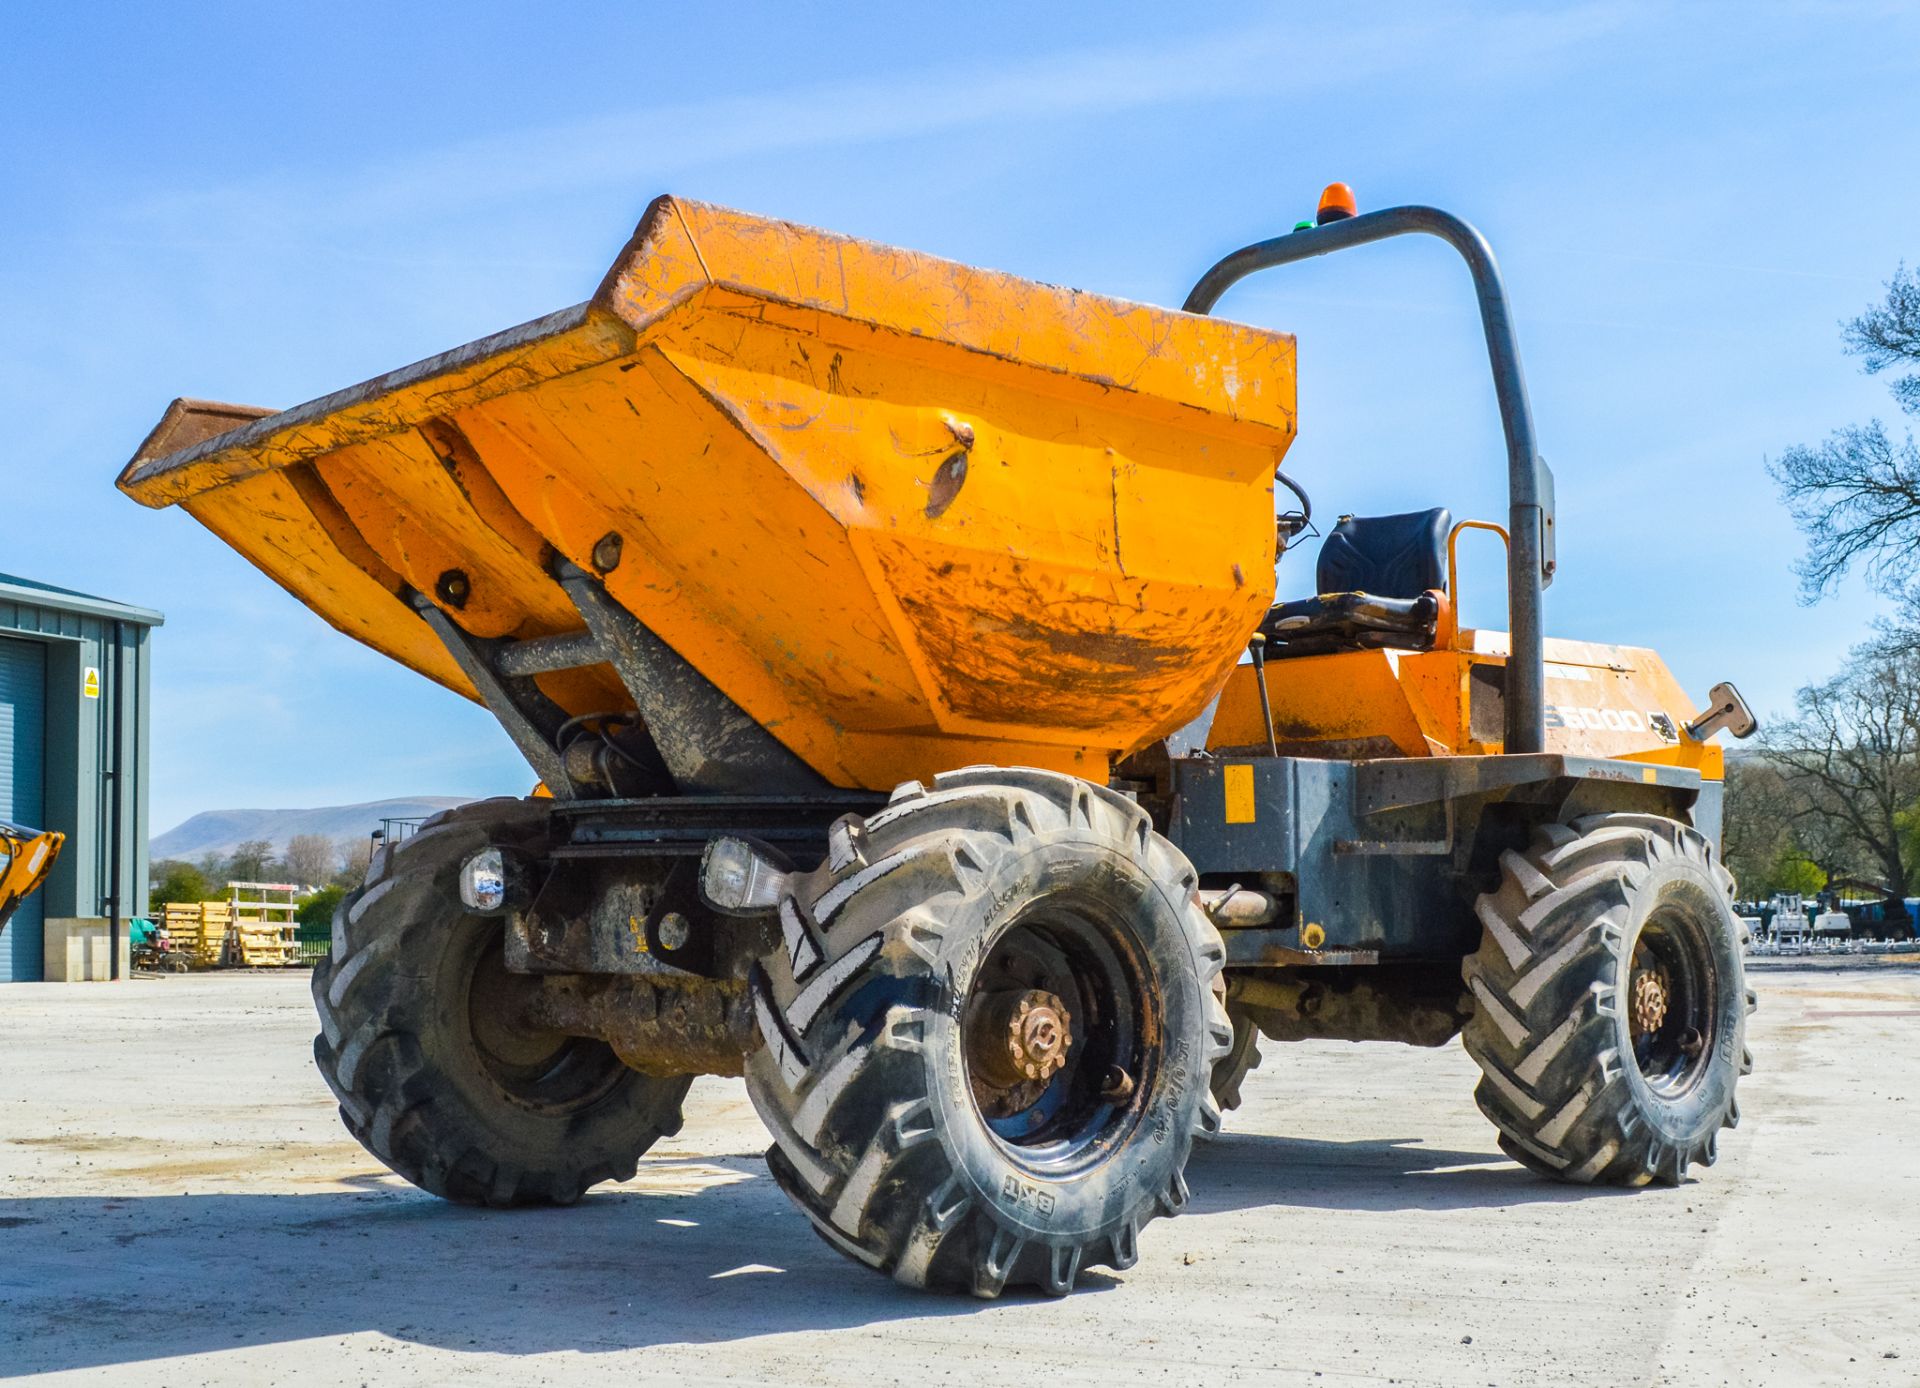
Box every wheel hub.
[968,988,1073,1089]
[467,942,572,1075]
[960,902,1145,1150]
[1630,965,1670,1036]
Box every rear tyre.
[1461,813,1754,1187]
[744,767,1230,1297]
[1209,1005,1263,1114]
[312,798,691,1207]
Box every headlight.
[458,847,526,914]
[699,836,790,914]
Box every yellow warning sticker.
[82,667,100,699]
[1223,764,1256,824]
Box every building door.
[0,636,48,982]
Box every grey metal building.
[0,574,161,982]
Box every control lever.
[1685,681,1757,742]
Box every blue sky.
[3,2,1916,834]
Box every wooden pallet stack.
[226,882,301,967]
[160,900,232,968]
[157,885,303,967]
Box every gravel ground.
[2,960,1915,1385]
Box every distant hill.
[151,797,472,862]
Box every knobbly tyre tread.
[311,797,691,1208]
[744,766,1231,1297]
[1461,812,1755,1188]
[1210,1005,1264,1114]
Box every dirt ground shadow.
[1,1131,1615,1376]
[1184,1129,1636,1214]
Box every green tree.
[1764,850,1826,898]
[225,838,277,883]
[149,860,212,909]
[296,883,346,932]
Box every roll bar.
[1183,204,1555,755]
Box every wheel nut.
[967,988,1072,1089]
[1630,967,1670,1035]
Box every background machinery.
[120,186,1757,1296]
[0,819,64,941]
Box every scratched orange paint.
[120,197,1299,790]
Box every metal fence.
[375,817,427,850]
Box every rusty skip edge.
[116,301,606,503]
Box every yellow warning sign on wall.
[82,667,100,699]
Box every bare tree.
[283,833,336,888]
[1761,637,1920,898]
[1721,755,1793,892]
[1771,265,1920,598]
[1851,264,1920,413]
[331,835,373,889]
[1724,753,1864,897]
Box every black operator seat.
[1261,508,1452,657]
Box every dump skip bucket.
[122,197,1298,790]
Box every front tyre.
[744,767,1230,1297]
[1462,813,1754,1187]
[312,798,692,1207]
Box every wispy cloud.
[124,5,1647,245]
